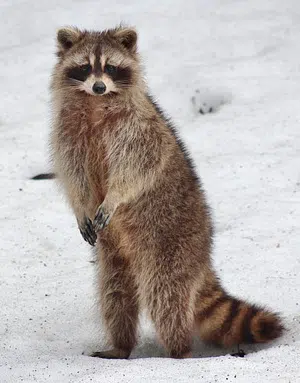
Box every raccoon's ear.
[113,27,137,54]
[56,27,82,55]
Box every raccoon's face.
[55,26,139,96]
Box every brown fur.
[50,26,284,358]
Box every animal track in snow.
[191,88,231,115]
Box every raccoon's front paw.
[93,204,111,231]
[78,216,97,246]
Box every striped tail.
[195,280,284,347]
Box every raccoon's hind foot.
[78,216,97,246]
[90,348,131,359]
[93,204,111,231]
[231,344,246,358]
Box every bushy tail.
[195,280,284,347]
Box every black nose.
[92,81,106,94]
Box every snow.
[1,0,300,382]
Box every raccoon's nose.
[92,81,106,95]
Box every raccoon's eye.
[66,63,92,82]
[80,64,92,73]
[105,64,117,76]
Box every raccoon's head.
[55,26,140,96]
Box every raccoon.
[50,26,283,359]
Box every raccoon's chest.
[53,104,108,198]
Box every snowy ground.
[1,0,300,382]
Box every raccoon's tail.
[195,277,284,347]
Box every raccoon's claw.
[79,217,97,246]
[93,204,111,231]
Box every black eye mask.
[65,62,133,87]
[104,64,117,76]
[66,64,92,82]
[105,65,132,85]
